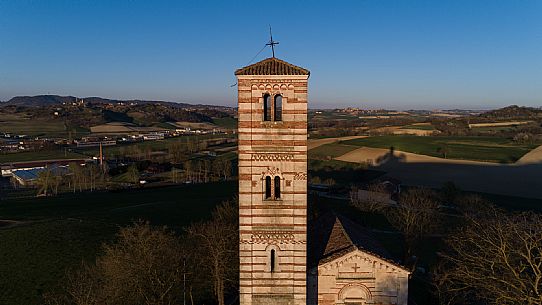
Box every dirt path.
[308,135,368,150]
[516,145,542,164]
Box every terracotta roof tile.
[308,212,407,271]
[235,57,310,76]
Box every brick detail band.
[252,153,294,162]
[293,172,307,180]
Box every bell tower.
[236,57,310,305]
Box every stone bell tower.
[235,57,310,305]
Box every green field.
[0,134,236,164]
[0,182,237,305]
[341,135,539,163]
[0,113,68,137]
[212,117,237,129]
[0,150,85,163]
[308,143,359,159]
[399,124,435,130]
[81,133,236,156]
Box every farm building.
[11,164,70,187]
[1,159,87,177]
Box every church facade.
[236,57,409,305]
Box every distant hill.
[0,95,236,129]
[480,105,542,120]
[5,95,76,107]
[2,95,230,111]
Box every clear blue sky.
[0,0,540,109]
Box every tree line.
[350,185,542,305]
[44,199,239,305]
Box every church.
[235,55,410,305]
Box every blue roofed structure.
[11,164,69,186]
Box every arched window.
[263,94,271,121]
[274,176,281,199]
[274,95,282,121]
[265,176,272,199]
[270,249,276,272]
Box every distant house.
[308,213,410,305]
[75,140,117,148]
[141,133,165,140]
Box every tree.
[440,181,461,205]
[186,199,238,305]
[170,167,181,183]
[385,188,441,259]
[45,222,188,305]
[36,168,53,196]
[437,145,450,159]
[68,162,83,193]
[127,164,140,185]
[168,142,186,163]
[436,206,542,305]
[184,160,193,182]
[350,183,390,213]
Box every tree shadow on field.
[369,146,542,203]
[375,146,407,166]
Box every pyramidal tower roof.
[235,57,310,76]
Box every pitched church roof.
[235,57,310,76]
[309,212,406,270]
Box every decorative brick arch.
[337,283,373,304]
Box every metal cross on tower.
[266,26,279,58]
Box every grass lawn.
[341,135,539,163]
[308,143,359,159]
[0,181,237,305]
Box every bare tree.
[350,184,390,213]
[168,142,186,163]
[127,164,140,185]
[36,168,53,196]
[435,206,542,305]
[46,222,188,305]
[186,199,238,305]
[385,188,441,259]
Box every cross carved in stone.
[352,263,360,273]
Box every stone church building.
[235,57,409,305]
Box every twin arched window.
[265,176,281,200]
[263,94,282,122]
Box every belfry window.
[264,175,281,200]
[270,249,276,272]
[274,95,282,121]
[263,93,283,122]
[274,176,281,199]
[265,176,272,199]
[263,94,271,121]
